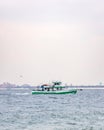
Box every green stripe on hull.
[32,90,77,94]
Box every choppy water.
[0,88,104,130]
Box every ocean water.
[0,88,104,130]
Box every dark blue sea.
[0,88,104,130]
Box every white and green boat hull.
[32,89,77,94]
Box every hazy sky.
[0,0,104,85]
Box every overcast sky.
[0,0,104,85]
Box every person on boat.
[41,84,48,91]
[41,85,45,91]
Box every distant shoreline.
[0,82,104,89]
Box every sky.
[0,0,104,85]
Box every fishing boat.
[32,81,77,94]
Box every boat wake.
[15,92,30,95]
